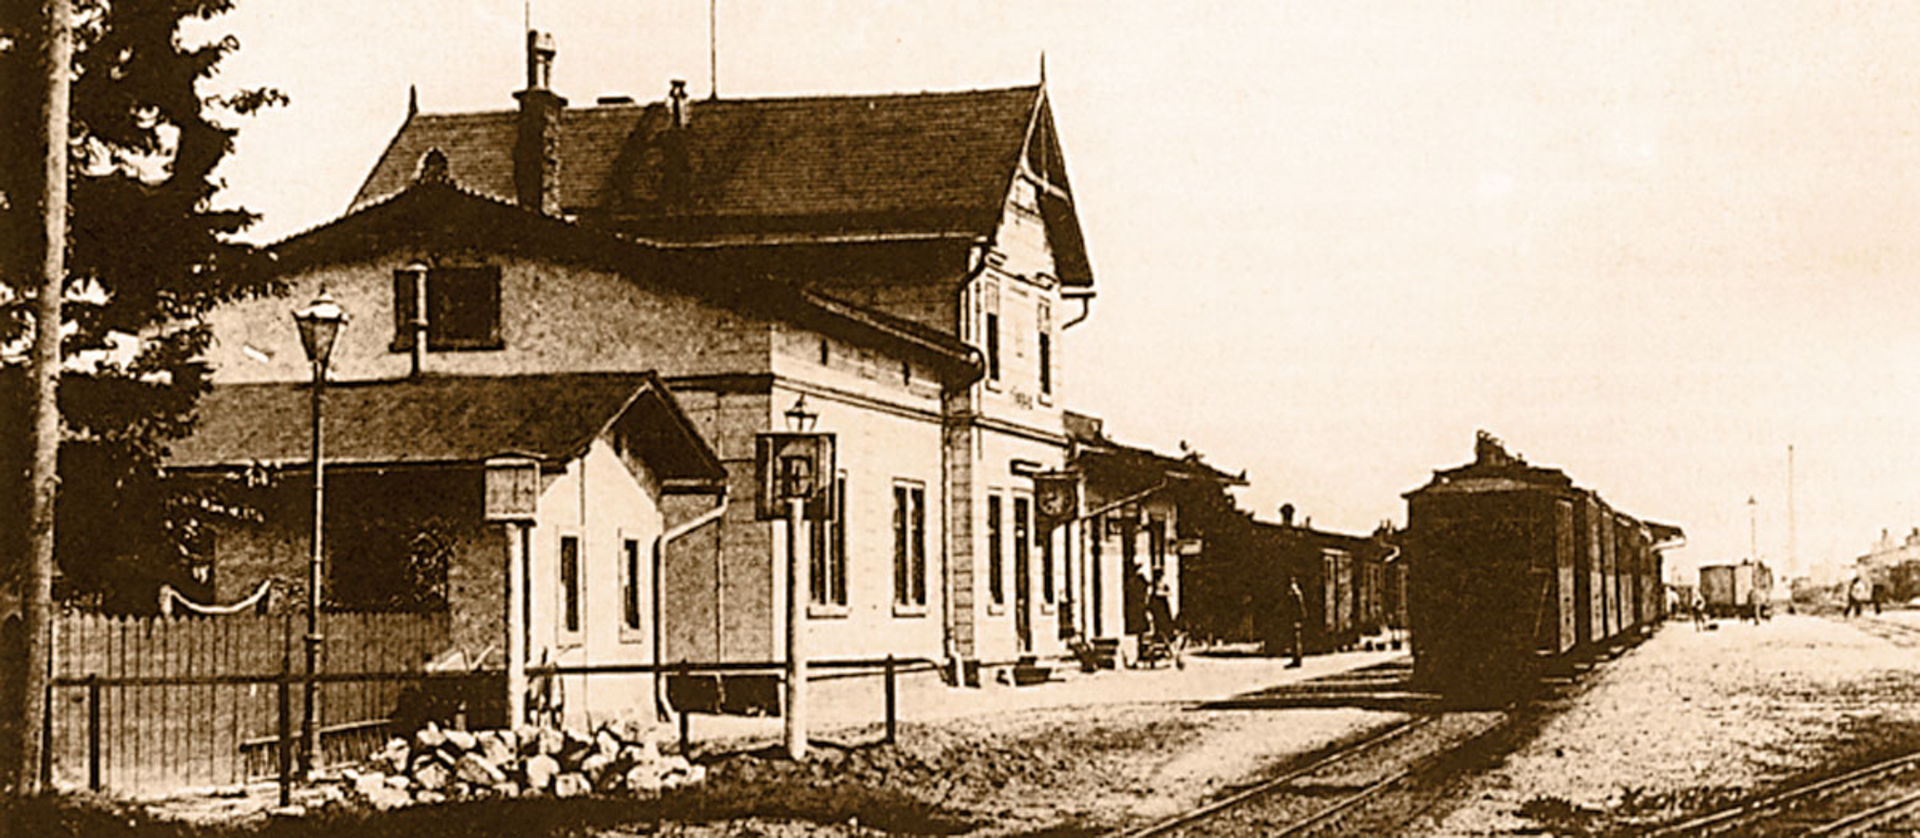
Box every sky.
[187,1,1920,582]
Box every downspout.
[654,493,729,720]
[941,243,993,665]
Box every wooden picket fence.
[45,611,449,796]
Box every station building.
[188,31,1131,692]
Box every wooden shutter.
[392,269,418,350]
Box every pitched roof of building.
[262,179,980,376]
[351,84,1092,286]
[166,372,724,490]
[1065,410,1247,487]
[1247,517,1388,554]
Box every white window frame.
[808,470,850,618]
[892,479,930,616]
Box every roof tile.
[167,372,717,480]
[352,86,1041,241]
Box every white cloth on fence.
[156,580,272,617]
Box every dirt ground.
[1409,612,1920,836]
[48,650,1407,836]
[642,703,1401,836]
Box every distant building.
[1061,412,1245,661]
[1855,527,1920,602]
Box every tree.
[0,0,285,614]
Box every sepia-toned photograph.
[5,1,1920,834]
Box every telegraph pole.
[19,0,72,795]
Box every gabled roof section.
[351,83,1093,286]
[263,179,980,378]
[167,372,724,492]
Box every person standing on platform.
[1847,575,1868,618]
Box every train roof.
[1404,431,1578,498]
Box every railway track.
[1115,711,1508,837]
[1847,613,1920,647]
[1644,749,1920,837]
[1633,614,1920,837]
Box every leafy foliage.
[0,0,284,612]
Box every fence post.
[884,655,897,745]
[277,647,292,807]
[677,661,691,755]
[86,674,101,791]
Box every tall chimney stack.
[513,30,566,215]
[669,79,690,128]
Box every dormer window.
[393,265,503,351]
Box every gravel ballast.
[1416,613,1920,835]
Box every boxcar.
[1700,561,1770,618]
[1239,517,1394,655]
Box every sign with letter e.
[754,433,836,520]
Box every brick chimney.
[661,79,692,204]
[668,79,690,127]
[513,30,566,215]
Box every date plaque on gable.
[484,457,540,521]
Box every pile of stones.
[340,720,707,810]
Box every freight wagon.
[1403,432,1684,705]
[1192,508,1395,655]
[1699,560,1771,618]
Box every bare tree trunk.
[18,0,71,796]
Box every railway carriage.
[1404,433,1683,704]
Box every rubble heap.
[340,720,706,810]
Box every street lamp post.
[781,395,817,761]
[293,291,346,779]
